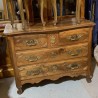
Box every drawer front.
[14,34,48,50]
[18,58,88,80]
[16,43,88,66]
[59,28,89,45]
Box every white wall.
[0,0,4,10]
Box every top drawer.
[14,34,48,51]
[59,28,90,45]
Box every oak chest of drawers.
[4,20,94,94]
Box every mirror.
[57,0,76,16]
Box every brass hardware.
[25,39,38,46]
[50,36,56,44]
[66,49,82,56]
[25,56,39,62]
[26,68,43,76]
[66,63,80,70]
[67,34,82,41]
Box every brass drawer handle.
[66,49,82,56]
[25,56,39,62]
[50,36,56,44]
[67,34,82,41]
[25,39,38,46]
[26,68,43,76]
[66,63,81,70]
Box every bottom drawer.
[18,58,88,80]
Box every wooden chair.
[60,0,84,23]
[6,0,34,28]
[6,0,16,27]
[40,0,57,26]
[6,0,85,28]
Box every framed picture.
[0,10,4,20]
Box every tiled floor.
[0,66,98,98]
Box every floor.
[0,66,98,98]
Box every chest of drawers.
[4,21,94,94]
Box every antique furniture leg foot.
[86,76,92,83]
[53,21,57,26]
[17,87,23,94]
[42,22,46,27]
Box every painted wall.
[0,0,3,10]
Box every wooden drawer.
[59,28,89,45]
[16,43,88,66]
[18,58,88,80]
[14,34,48,50]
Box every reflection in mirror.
[57,0,76,16]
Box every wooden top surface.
[3,18,95,36]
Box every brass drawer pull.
[67,34,82,41]
[66,63,81,70]
[50,36,56,44]
[66,49,82,56]
[26,68,43,76]
[25,56,39,62]
[25,39,38,46]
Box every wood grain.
[4,20,94,94]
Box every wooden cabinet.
[4,20,94,94]
[3,0,95,95]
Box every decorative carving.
[50,36,56,44]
